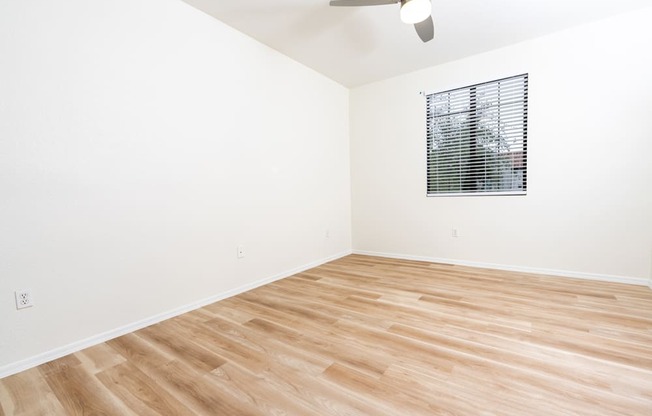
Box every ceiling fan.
[329,0,434,43]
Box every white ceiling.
[182,0,651,87]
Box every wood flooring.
[2,254,652,415]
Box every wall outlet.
[237,245,245,259]
[325,229,330,239]
[15,290,34,309]
[452,228,459,238]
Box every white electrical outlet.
[15,289,34,309]
[452,228,459,238]
[325,229,330,239]
[237,245,245,259]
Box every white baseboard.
[0,250,352,379]
[353,249,649,286]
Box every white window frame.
[425,74,528,197]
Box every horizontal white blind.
[426,74,528,196]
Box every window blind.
[426,74,528,196]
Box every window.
[426,74,528,196]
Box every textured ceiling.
[182,0,651,87]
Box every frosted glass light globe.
[400,0,431,24]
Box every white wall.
[351,7,652,284]
[0,0,351,374]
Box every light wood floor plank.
[1,254,652,415]
[42,364,137,416]
[96,362,196,416]
[0,368,66,416]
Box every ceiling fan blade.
[414,15,434,42]
[329,0,399,7]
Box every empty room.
[1,0,651,414]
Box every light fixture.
[400,0,431,24]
